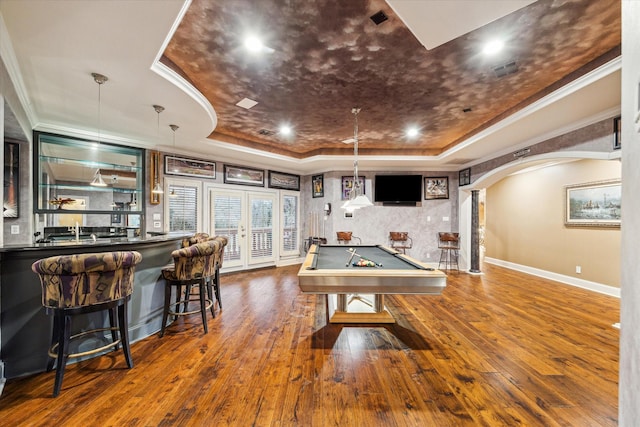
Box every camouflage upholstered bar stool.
[209,236,228,310]
[31,251,142,397]
[160,239,219,336]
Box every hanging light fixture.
[168,124,179,198]
[341,107,373,211]
[151,105,165,194]
[89,72,109,186]
[90,169,107,187]
[129,192,138,209]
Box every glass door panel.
[211,189,244,268]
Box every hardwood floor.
[0,263,619,426]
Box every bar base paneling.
[0,236,184,379]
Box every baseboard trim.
[484,257,620,298]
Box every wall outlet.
[427,216,431,222]
[153,221,161,228]
[576,265,582,274]
[443,216,449,222]
[426,253,430,259]
[10,225,19,234]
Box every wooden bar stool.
[31,251,142,397]
[438,232,460,271]
[389,232,412,254]
[336,231,361,245]
[160,239,219,337]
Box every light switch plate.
[10,225,19,234]
[153,213,161,220]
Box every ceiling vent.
[370,11,388,25]
[258,129,275,136]
[493,60,518,78]
[236,97,259,109]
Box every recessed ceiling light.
[244,36,264,53]
[483,39,504,55]
[236,97,259,109]
[406,127,419,138]
[279,125,292,135]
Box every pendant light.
[341,107,373,211]
[168,124,179,198]
[151,105,164,194]
[90,72,108,187]
[90,169,107,187]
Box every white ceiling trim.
[441,57,621,162]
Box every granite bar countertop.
[0,232,192,253]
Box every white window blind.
[168,185,198,232]
[282,194,298,253]
[250,198,273,259]
[213,194,242,262]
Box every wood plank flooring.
[0,262,619,426]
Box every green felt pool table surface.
[297,245,447,295]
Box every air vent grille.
[258,129,275,136]
[370,11,388,25]
[493,61,518,78]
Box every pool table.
[297,245,447,323]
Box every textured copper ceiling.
[162,0,620,159]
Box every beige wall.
[485,159,621,287]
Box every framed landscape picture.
[165,155,216,179]
[223,165,265,187]
[268,170,300,191]
[424,177,449,200]
[565,179,621,228]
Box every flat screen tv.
[374,175,422,205]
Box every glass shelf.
[39,183,138,193]
[39,155,140,172]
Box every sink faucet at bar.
[75,222,79,242]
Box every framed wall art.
[312,174,324,198]
[424,176,449,200]
[565,179,621,228]
[223,164,265,187]
[165,155,216,179]
[459,168,471,186]
[341,176,365,200]
[3,142,19,217]
[613,116,621,150]
[268,170,300,191]
[111,202,124,225]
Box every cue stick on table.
[345,248,383,267]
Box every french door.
[209,188,277,269]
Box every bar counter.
[0,233,190,380]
